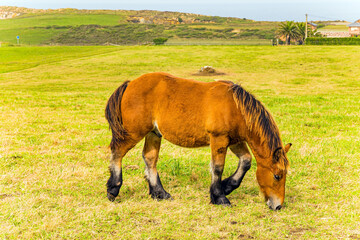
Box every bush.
[306,37,360,45]
[153,37,168,45]
[194,27,206,31]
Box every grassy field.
[0,45,359,239]
[0,12,125,45]
[320,24,349,31]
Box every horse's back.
[121,72,240,147]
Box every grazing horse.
[105,72,291,210]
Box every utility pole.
[305,14,308,40]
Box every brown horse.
[105,72,291,210]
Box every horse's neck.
[245,130,272,160]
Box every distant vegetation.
[44,24,275,45]
[0,6,277,45]
[153,37,168,45]
[0,7,352,46]
[306,37,360,45]
[277,21,321,45]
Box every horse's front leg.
[221,142,252,195]
[209,134,230,206]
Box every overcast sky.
[1,0,359,22]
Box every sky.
[0,0,359,22]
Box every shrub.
[306,37,360,45]
[223,28,234,33]
[153,37,168,45]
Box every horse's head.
[256,143,291,210]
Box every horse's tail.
[105,81,130,149]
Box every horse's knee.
[241,154,252,172]
[221,155,252,196]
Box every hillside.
[0,6,278,45]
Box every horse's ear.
[284,143,292,153]
[273,147,282,162]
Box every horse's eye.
[274,175,281,181]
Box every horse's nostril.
[275,205,282,210]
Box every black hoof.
[151,191,172,200]
[107,186,120,200]
[211,195,231,206]
[107,192,116,202]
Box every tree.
[295,22,322,45]
[277,21,299,45]
[295,22,306,45]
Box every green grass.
[0,14,123,30]
[320,25,349,31]
[0,13,124,45]
[0,46,119,73]
[0,45,359,239]
[0,27,67,45]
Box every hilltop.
[0,6,278,45]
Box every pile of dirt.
[192,66,225,76]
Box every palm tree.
[277,21,299,45]
[296,22,306,45]
[295,22,321,45]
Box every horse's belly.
[157,123,210,148]
[163,133,210,148]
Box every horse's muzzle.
[267,197,282,211]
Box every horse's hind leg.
[221,141,252,195]
[143,131,171,200]
[107,139,138,202]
